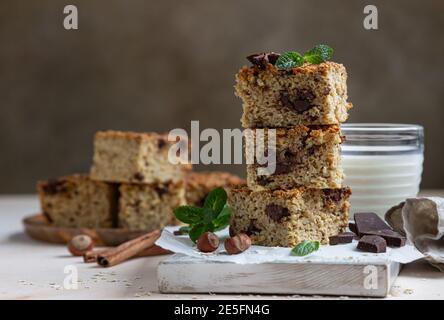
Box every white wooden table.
[1,193,443,300]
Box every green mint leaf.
[212,205,231,231]
[178,226,191,234]
[275,51,304,69]
[303,44,333,64]
[291,240,320,256]
[203,187,227,214]
[189,223,207,243]
[203,207,218,225]
[174,206,203,224]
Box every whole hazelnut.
[224,233,251,255]
[196,232,220,253]
[68,234,94,256]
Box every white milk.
[341,124,424,218]
[342,153,423,217]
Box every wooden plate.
[23,213,153,246]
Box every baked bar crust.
[228,185,351,246]
[37,174,118,228]
[247,125,344,190]
[118,181,186,231]
[90,130,191,184]
[185,171,245,206]
[235,61,351,128]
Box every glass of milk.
[341,123,424,218]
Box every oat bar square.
[235,60,351,128]
[247,125,344,190]
[90,130,191,184]
[228,185,351,246]
[37,175,117,228]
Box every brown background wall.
[0,0,443,193]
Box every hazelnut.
[224,233,251,255]
[68,235,94,256]
[196,232,219,253]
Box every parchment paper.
[156,226,423,265]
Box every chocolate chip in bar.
[265,204,290,223]
[280,92,313,114]
[329,232,355,245]
[362,229,406,247]
[354,212,391,236]
[357,235,387,253]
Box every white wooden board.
[158,254,401,297]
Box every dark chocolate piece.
[42,179,68,195]
[154,184,169,197]
[256,175,270,186]
[354,212,391,236]
[348,222,357,234]
[362,229,406,247]
[280,92,313,113]
[133,172,145,181]
[245,220,261,236]
[357,235,387,253]
[265,204,290,223]
[322,189,344,204]
[329,232,355,245]
[246,52,280,69]
[157,138,167,149]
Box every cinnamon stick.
[83,245,170,263]
[96,230,161,267]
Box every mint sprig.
[291,240,320,256]
[275,44,333,70]
[275,52,304,69]
[174,187,231,242]
[304,44,333,64]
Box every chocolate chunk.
[256,175,270,186]
[246,52,281,69]
[322,189,344,204]
[273,162,292,175]
[264,150,301,176]
[245,220,261,236]
[157,138,167,149]
[357,235,387,253]
[266,53,280,65]
[329,232,355,245]
[265,204,290,223]
[133,172,145,181]
[307,145,320,156]
[280,92,313,113]
[154,185,169,197]
[354,212,391,236]
[42,179,67,195]
[362,229,406,247]
[348,222,357,234]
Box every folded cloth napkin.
[386,197,444,271]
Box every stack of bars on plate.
[228,52,353,246]
[37,131,244,231]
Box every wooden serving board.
[23,213,161,247]
[158,254,401,297]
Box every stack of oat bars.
[228,52,353,246]
[38,131,244,231]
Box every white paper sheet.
[155,226,424,265]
